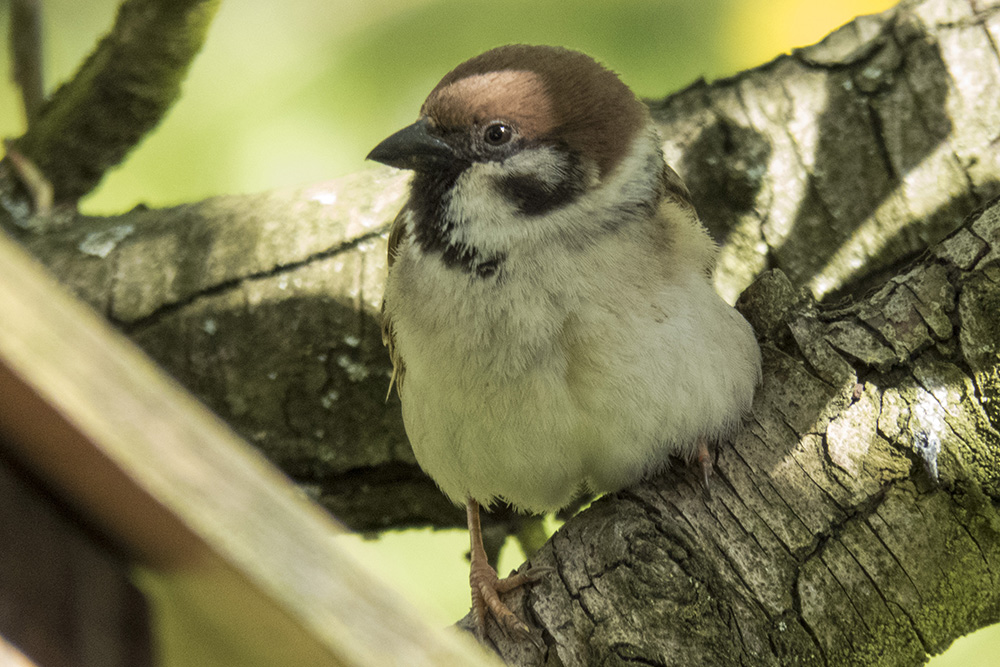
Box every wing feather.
[381,205,410,397]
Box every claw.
[695,438,713,500]
[501,565,556,588]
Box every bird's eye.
[483,123,512,146]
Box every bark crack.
[822,554,876,637]
[865,101,900,184]
[892,598,933,655]
[937,2,1000,29]
[729,436,816,552]
[551,530,599,633]
[789,451,851,531]
[965,223,996,259]
[699,500,776,618]
[118,225,389,332]
[979,6,1000,65]
[730,81,780,273]
[956,517,995,580]
[719,492,780,560]
[775,79,840,229]
[789,571,831,666]
[849,312,905,367]
[839,533,902,627]
[763,475,818,549]
[950,143,982,202]
[904,283,947,343]
[607,645,666,667]
[818,432,863,498]
[797,487,889,566]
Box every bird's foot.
[469,559,551,647]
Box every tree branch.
[9,0,45,123]
[1,0,220,213]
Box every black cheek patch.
[494,153,587,216]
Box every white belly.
[391,260,761,513]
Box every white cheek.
[444,147,587,252]
[444,162,524,254]
[505,146,582,185]
[442,125,665,258]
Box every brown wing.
[381,205,410,397]
[662,163,697,216]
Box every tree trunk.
[2,0,999,663]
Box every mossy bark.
[2,0,220,208]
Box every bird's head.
[368,45,672,273]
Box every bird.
[367,44,762,643]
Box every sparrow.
[367,45,762,642]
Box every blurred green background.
[1,0,904,214]
[1,0,996,663]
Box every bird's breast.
[381,209,760,512]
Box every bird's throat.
[409,170,506,279]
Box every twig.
[9,0,45,124]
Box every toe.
[495,564,555,592]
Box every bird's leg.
[466,498,546,644]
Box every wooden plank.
[0,634,39,667]
[0,233,497,667]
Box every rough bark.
[476,201,1000,664]
[1,0,220,209]
[1,0,999,663]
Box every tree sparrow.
[368,45,762,642]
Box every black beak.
[366,118,455,171]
